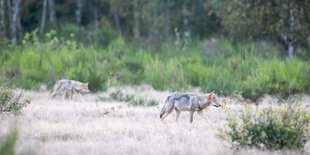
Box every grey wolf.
[50,79,90,101]
[159,91,220,123]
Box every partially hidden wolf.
[159,91,220,123]
[50,79,90,100]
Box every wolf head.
[206,91,220,107]
[80,83,90,95]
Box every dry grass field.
[0,86,309,155]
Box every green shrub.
[0,83,31,114]
[240,73,268,102]
[0,126,18,155]
[66,62,107,92]
[99,89,158,106]
[59,23,81,40]
[87,23,118,47]
[108,90,135,102]
[145,57,188,91]
[129,97,158,106]
[240,58,310,101]
[118,51,146,85]
[222,103,310,150]
[129,98,144,106]
[186,63,236,95]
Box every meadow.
[1,32,310,154]
[1,0,310,154]
[0,86,309,155]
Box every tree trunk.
[286,3,295,59]
[0,0,6,36]
[6,0,11,38]
[17,10,22,42]
[11,0,20,45]
[133,0,140,39]
[147,7,159,44]
[113,8,121,35]
[182,2,190,47]
[92,0,98,26]
[148,12,159,44]
[40,0,47,35]
[48,0,56,25]
[163,0,171,42]
[75,0,82,25]
[287,42,293,59]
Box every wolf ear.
[206,91,215,100]
[210,91,215,96]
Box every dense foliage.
[0,83,31,114]
[221,103,310,150]
[0,32,309,101]
[215,0,310,42]
[1,0,310,51]
[0,0,220,46]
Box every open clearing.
[1,86,309,155]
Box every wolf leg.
[198,110,210,124]
[160,98,175,122]
[50,84,61,99]
[189,111,194,123]
[175,109,181,122]
[79,93,86,103]
[81,98,86,103]
[70,91,74,100]
[160,111,170,122]
[50,90,57,99]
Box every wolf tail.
[160,96,174,118]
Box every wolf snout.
[214,104,221,107]
[81,91,90,95]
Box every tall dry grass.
[0,86,309,155]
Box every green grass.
[97,89,158,106]
[0,83,31,114]
[0,31,310,101]
[0,126,18,155]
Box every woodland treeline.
[0,0,310,58]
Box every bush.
[129,97,158,106]
[240,58,310,101]
[59,23,81,40]
[87,23,118,47]
[109,90,135,102]
[0,83,31,114]
[0,126,18,155]
[66,60,107,92]
[186,63,236,95]
[222,103,310,150]
[145,57,188,91]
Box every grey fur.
[160,92,220,123]
[50,79,90,100]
